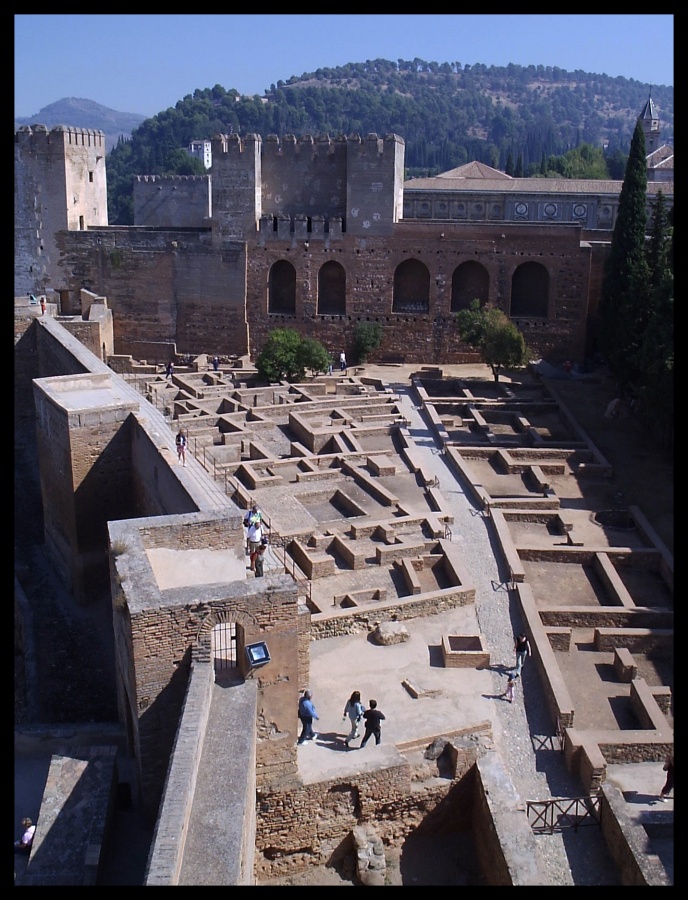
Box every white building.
[187,139,212,169]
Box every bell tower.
[638,92,661,152]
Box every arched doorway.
[392,259,430,313]
[451,261,489,312]
[510,262,549,318]
[269,260,296,314]
[317,260,346,315]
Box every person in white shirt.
[15,818,36,854]
[247,519,264,571]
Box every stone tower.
[638,93,661,153]
[14,124,108,298]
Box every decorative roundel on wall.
[599,206,611,219]
[573,204,587,218]
[544,203,557,218]
[515,202,528,216]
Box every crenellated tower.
[209,132,262,247]
[14,124,108,297]
[345,133,405,237]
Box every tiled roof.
[647,145,674,167]
[435,161,512,180]
[404,176,672,195]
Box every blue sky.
[15,14,673,119]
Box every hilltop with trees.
[104,58,673,223]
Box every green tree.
[296,336,331,376]
[255,329,330,381]
[455,300,529,382]
[255,328,304,382]
[352,322,384,364]
[636,193,673,448]
[597,120,650,393]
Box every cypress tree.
[598,119,650,392]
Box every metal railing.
[526,795,601,834]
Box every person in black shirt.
[360,699,385,746]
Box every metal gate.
[527,795,601,834]
[211,622,237,671]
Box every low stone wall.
[23,745,118,886]
[539,607,673,629]
[254,735,489,881]
[564,729,673,793]
[517,583,575,728]
[145,662,215,885]
[309,584,476,639]
[472,753,549,885]
[593,628,673,653]
[599,784,672,886]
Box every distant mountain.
[14,97,147,152]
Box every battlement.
[211,132,261,155]
[15,124,105,149]
[135,175,209,183]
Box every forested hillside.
[106,58,674,224]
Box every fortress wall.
[246,225,592,364]
[59,229,249,358]
[134,175,211,227]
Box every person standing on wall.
[514,632,531,675]
[359,699,385,747]
[297,690,319,744]
[175,428,187,466]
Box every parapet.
[135,175,209,183]
[15,124,106,149]
[211,132,261,155]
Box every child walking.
[503,673,517,703]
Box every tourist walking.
[247,518,265,571]
[514,632,531,675]
[342,690,365,748]
[359,699,385,747]
[175,428,187,466]
[243,503,262,554]
[253,539,267,577]
[165,360,174,380]
[658,754,674,801]
[297,690,319,744]
[339,351,347,372]
[212,355,220,372]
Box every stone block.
[372,621,410,645]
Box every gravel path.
[391,380,620,885]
